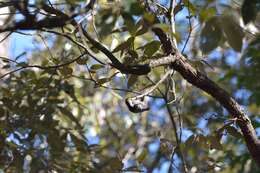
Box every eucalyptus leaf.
[200,17,222,53]
[221,15,244,52]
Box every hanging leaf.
[109,157,123,170]
[129,2,144,15]
[153,23,171,33]
[200,17,222,53]
[144,40,161,56]
[199,7,217,22]
[241,0,258,25]
[225,126,243,138]
[137,148,148,163]
[59,66,73,76]
[90,64,105,72]
[183,0,196,16]
[220,15,244,52]
[97,77,110,85]
[144,12,155,24]
[76,56,88,65]
[112,41,130,53]
[135,25,149,36]
[121,12,136,35]
[112,37,135,53]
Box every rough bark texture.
[152,25,260,166]
[172,53,260,166]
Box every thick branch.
[171,52,260,165]
[149,10,260,165]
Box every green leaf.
[200,17,222,53]
[90,64,104,71]
[59,66,73,76]
[76,56,88,65]
[97,77,110,85]
[183,0,196,16]
[199,7,216,22]
[112,41,129,53]
[241,0,258,24]
[123,166,142,172]
[112,37,135,53]
[144,40,161,56]
[129,2,144,15]
[220,15,244,52]
[135,26,149,36]
[121,12,136,35]
[225,126,242,138]
[127,75,138,88]
[109,157,123,170]
[143,12,155,24]
[137,148,148,163]
[153,24,171,33]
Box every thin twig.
[169,0,177,47]
[133,69,173,99]
[0,52,87,79]
[166,103,188,173]
[181,0,192,53]
[72,74,163,99]
[41,29,106,65]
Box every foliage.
[0,0,259,172]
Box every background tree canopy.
[0,0,260,172]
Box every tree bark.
[172,52,260,166]
[152,23,260,167]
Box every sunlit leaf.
[97,77,110,85]
[129,2,144,15]
[144,12,155,24]
[76,56,88,65]
[112,37,135,53]
[90,64,105,71]
[199,7,216,22]
[144,40,161,56]
[59,66,73,76]
[109,157,123,170]
[183,0,196,16]
[137,148,148,163]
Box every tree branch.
[148,3,260,166]
[171,52,260,165]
